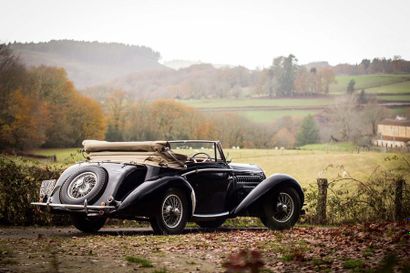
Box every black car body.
[32,140,304,234]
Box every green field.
[180,98,331,123]
[240,109,319,123]
[31,148,83,162]
[330,74,410,94]
[29,147,410,187]
[182,98,333,109]
[376,94,410,101]
[180,74,410,123]
[367,80,410,94]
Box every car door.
[187,161,232,214]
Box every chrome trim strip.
[190,190,196,215]
[192,212,229,218]
[31,202,115,209]
[168,140,218,144]
[181,168,260,177]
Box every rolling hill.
[10,40,168,88]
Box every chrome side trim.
[192,212,229,218]
[181,168,260,177]
[31,202,115,210]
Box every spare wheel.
[59,166,108,205]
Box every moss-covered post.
[394,178,404,221]
[316,178,328,225]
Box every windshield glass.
[169,141,221,162]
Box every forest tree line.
[333,56,410,75]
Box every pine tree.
[296,115,320,146]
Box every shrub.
[303,157,410,224]
[0,155,67,225]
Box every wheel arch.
[117,176,196,216]
[231,173,304,215]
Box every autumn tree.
[320,67,336,94]
[69,94,106,146]
[0,45,48,150]
[0,48,106,150]
[325,95,361,141]
[361,100,387,136]
[294,68,309,95]
[105,90,128,141]
[272,127,296,148]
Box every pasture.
[182,98,333,109]
[239,109,319,123]
[181,98,331,123]
[368,80,410,94]
[329,73,410,94]
[180,73,410,123]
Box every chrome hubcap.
[161,194,183,228]
[67,172,97,199]
[272,192,294,223]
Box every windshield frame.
[168,140,226,163]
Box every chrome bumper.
[31,201,116,215]
[31,202,115,210]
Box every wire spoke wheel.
[161,194,183,229]
[272,192,295,223]
[67,172,97,199]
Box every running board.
[192,212,229,219]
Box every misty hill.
[163,59,203,70]
[85,63,257,100]
[163,59,232,70]
[10,40,168,88]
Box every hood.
[229,163,264,174]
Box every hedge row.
[0,156,69,225]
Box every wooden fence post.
[394,178,405,221]
[316,178,328,225]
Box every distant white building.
[374,117,410,148]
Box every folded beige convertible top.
[82,140,187,169]
[82,140,169,153]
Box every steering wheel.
[191,152,212,163]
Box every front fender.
[232,173,304,215]
[117,176,196,215]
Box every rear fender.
[232,173,304,215]
[117,176,196,215]
[49,162,138,205]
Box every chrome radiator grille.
[236,175,263,188]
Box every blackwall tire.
[59,166,107,205]
[71,214,106,233]
[196,219,225,229]
[259,216,268,227]
[263,187,301,230]
[150,188,189,235]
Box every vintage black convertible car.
[32,140,304,234]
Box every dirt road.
[0,224,408,273]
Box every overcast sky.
[1,0,409,68]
